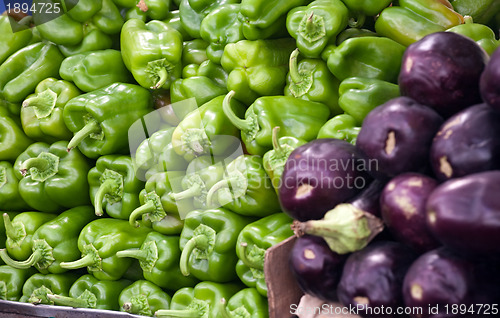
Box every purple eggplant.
[380,173,440,253]
[289,235,347,302]
[480,47,500,111]
[337,241,417,318]
[347,179,387,218]
[279,139,372,221]
[402,248,475,318]
[399,32,489,117]
[430,104,500,181]
[426,171,500,257]
[356,97,443,179]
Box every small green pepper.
[0,15,35,65]
[47,274,131,310]
[341,0,392,26]
[21,78,80,143]
[236,213,294,296]
[316,114,361,145]
[14,141,91,213]
[0,265,36,301]
[121,19,183,90]
[0,108,33,162]
[0,162,30,211]
[116,231,199,291]
[447,16,500,55]
[336,27,379,45]
[88,155,145,219]
[58,23,114,57]
[163,10,192,40]
[118,0,172,20]
[59,218,152,280]
[179,0,238,39]
[182,39,210,66]
[19,272,79,305]
[223,287,269,318]
[119,280,171,316]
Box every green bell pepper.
[121,18,183,90]
[223,287,269,318]
[340,0,392,26]
[179,208,253,282]
[116,231,199,291]
[163,10,192,40]
[286,0,349,58]
[155,281,241,318]
[236,212,294,296]
[285,48,342,116]
[338,77,400,125]
[0,108,33,162]
[447,16,499,55]
[170,60,228,106]
[206,155,281,217]
[88,155,145,219]
[0,15,35,65]
[222,90,330,156]
[0,162,30,211]
[200,3,244,64]
[0,42,64,103]
[19,272,79,304]
[58,22,114,57]
[221,38,296,105]
[451,0,500,24]
[14,141,91,213]
[64,82,153,159]
[117,0,172,20]
[171,95,245,161]
[130,172,187,235]
[48,274,131,310]
[59,218,152,280]
[326,36,406,83]
[182,39,209,66]
[316,114,361,145]
[0,265,36,301]
[336,27,379,45]
[119,280,171,316]
[21,78,80,143]
[59,49,131,92]
[0,206,97,274]
[179,0,238,39]
[263,127,306,193]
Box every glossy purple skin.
[337,241,417,318]
[402,248,475,318]
[279,139,372,221]
[399,32,488,117]
[289,235,346,302]
[426,171,500,257]
[380,173,440,253]
[480,47,500,111]
[430,104,500,181]
[348,179,386,218]
[356,97,443,179]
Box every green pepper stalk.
[0,162,30,211]
[19,272,80,305]
[0,265,36,301]
[119,280,171,316]
[116,232,198,291]
[221,287,269,318]
[47,274,131,310]
[0,207,97,274]
[316,114,361,145]
[0,105,34,162]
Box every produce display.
[0,0,500,317]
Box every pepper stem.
[289,49,302,84]
[271,126,282,153]
[170,184,201,201]
[0,167,6,188]
[155,309,201,318]
[67,120,101,151]
[59,253,94,270]
[348,14,366,28]
[222,91,252,132]
[179,235,209,276]
[152,68,168,89]
[3,213,18,241]
[206,179,230,207]
[47,294,91,308]
[129,201,155,227]
[239,242,264,270]
[116,248,148,262]
[22,89,58,119]
[94,179,114,216]
[219,298,232,318]
[20,158,50,176]
[0,249,41,269]
[464,15,473,24]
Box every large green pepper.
[221,38,296,105]
[58,22,114,57]
[171,95,245,161]
[223,287,269,318]
[200,4,244,64]
[285,48,342,116]
[0,162,30,211]
[0,265,36,301]
[451,0,500,24]
[64,83,153,159]
[0,15,35,65]
[0,42,64,103]
[179,208,253,282]
[88,155,145,219]
[47,274,131,310]
[286,0,349,58]
[222,91,330,156]
[119,280,171,315]
[21,78,80,143]
[207,155,281,217]
[155,281,241,318]
[447,16,499,55]
[121,19,183,90]
[263,127,306,193]
[338,77,400,125]
[182,39,209,66]
[326,36,406,83]
[236,212,294,296]
[0,206,97,274]
[179,0,238,39]
[59,49,132,92]
[19,272,79,304]
[116,231,199,291]
[316,114,361,145]
[14,141,91,213]
[59,218,152,280]
[0,108,33,162]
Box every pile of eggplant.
[282,32,500,318]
